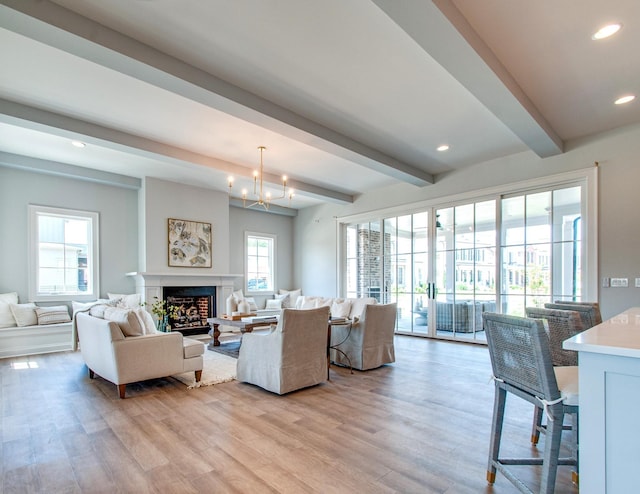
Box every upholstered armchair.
[330,302,397,371]
[236,306,330,394]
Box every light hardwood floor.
[1,335,579,493]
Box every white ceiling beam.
[0,0,434,186]
[373,0,563,158]
[0,98,355,204]
[0,151,141,189]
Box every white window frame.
[28,205,99,302]
[244,231,276,295]
[336,167,598,310]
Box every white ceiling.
[1,0,638,211]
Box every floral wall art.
[168,218,212,268]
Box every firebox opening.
[162,286,216,336]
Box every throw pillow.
[244,297,258,312]
[71,300,97,316]
[300,297,320,309]
[0,291,19,328]
[275,293,289,308]
[265,299,282,310]
[35,305,72,325]
[278,289,301,308]
[134,307,157,334]
[89,304,111,319]
[9,303,38,327]
[107,293,142,308]
[331,300,352,319]
[103,307,144,337]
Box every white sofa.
[76,312,204,398]
[254,295,378,321]
[293,295,378,319]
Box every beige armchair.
[236,306,330,394]
[76,312,204,398]
[330,302,397,370]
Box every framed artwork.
[168,218,212,268]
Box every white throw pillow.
[71,300,98,316]
[0,292,19,328]
[244,297,258,312]
[331,300,352,319]
[89,304,111,319]
[275,293,289,308]
[301,297,319,309]
[317,297,333,308]
[35,305,71,325]
[278,289,301,308]
[134,307,157,335]
[108,293,142,309]
[103,307,144,336]
[9,303,38,327]
[265,299,282,310]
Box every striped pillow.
[35,305,72,325]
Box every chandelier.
[227,146,294,210]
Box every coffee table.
[206,317,278,350]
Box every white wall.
[229,206,294,307]
[139,177,230,274]
[295,123,640,320]
[0,165,139,299]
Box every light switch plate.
[611,278,628,288]
[635,278,640,288]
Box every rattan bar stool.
[483,312,579,494]
[525,307,584,447]
[545,302,601,328]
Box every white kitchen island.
[563,307,640,493]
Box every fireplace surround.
[127,272,243,330]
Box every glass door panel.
[433,201,496,341]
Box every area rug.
[210,339,241,359]
[172,349,237,389]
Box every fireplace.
[127,272,242,332]
[162,286,216,335]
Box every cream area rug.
[172,349,237,389]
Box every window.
[29,205,99,301]
[245,232,275,293]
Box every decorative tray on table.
[221,313,256,321]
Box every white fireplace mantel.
[127,272,243,317]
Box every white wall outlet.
[602,277,610,287]
[635,278,640,288]
[610,278,628,288]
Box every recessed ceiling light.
[71,140,86,148]
[615,95,636,105]
[437,144,449,152]
[592,23,622,40]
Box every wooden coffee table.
[206,317,278,350]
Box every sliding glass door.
[341,178,589,343]
[345,212,431,334]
